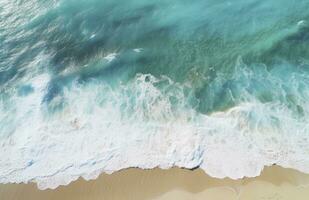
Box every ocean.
[1,0,309,189]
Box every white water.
[1,69,309,190]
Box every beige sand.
[1,166,309,200]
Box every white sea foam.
[3,0,309,190]
[1,73,309,190]
[297,20,306,26]
[133,48,143,53]
[103,53,118,63]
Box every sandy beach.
[1,166,309,200]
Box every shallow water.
[1,0,309,189]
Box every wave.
[1,64,309,189]
[2,0,309,190]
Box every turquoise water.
[1,0,309,189]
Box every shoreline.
[1,166,309,200]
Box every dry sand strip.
[1,166,309,200]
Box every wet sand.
[1,166,309,200]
